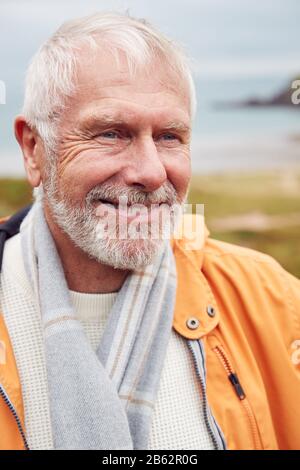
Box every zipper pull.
[229,373,246,400]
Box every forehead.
[66,46,191,123]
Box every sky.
[1,0,299,80]
[0,0,299,174]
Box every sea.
[0,0,299,176]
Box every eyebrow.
[80,113,127,130]
[160,122,191,133]
[79,113,191,134]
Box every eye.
[157,133,182,145]
[100,131,119,139]
[161,133,178,141]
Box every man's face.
[43,48,192,270]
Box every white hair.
[22,11,197,154]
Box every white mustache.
[86,182,179,206]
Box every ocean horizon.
[1,0,299,176]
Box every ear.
[14,115,42,187]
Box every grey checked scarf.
[20,201,177,450]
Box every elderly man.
[0,12,300,451]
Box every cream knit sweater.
[0,233,214,450]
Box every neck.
[43,205,129,294]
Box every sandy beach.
[191,132,300,174]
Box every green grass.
[188,171,300,217]
[188,170,300,278]
[0,179,32,217]
[0,170,299,277]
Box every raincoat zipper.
[187,339,226,450]
[0,383,29,450]
[213,344,262,450]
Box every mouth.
[97,198,120,208]
[94,198,171,223]
[96,198,167,209]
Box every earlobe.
[14,115,42,187]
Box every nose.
[122,137,167,192]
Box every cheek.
[164,155,191,199]
[57,153,122,203]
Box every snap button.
[207,305,216,318]
[186,317,200,330]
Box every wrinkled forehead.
[71,44,190,110]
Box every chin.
[87,237,165,271]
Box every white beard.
[36,178,184,271]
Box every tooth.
[103,202,116,209]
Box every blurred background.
[0,0,299,276]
